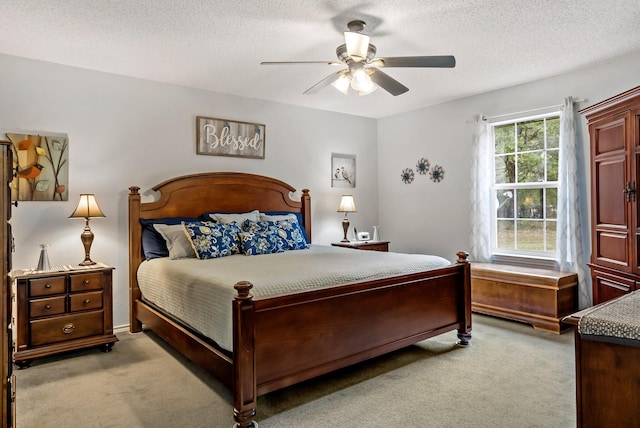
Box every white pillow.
[153,224,196,259]
[259,213,298,223]
[208,209,260,224]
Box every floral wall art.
[401,157,445,184]
[4,132,69,201]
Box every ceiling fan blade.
[303,71,344,94]
[369,68,409,96]
[375,55,456,68]
[261,61,342,66]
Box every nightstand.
[12,265,118,368]
[331,241,389,252]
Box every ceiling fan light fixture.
[331,73,350,94]
[344,32,370,62]
[350,68,374,92]
[358,84,378,96]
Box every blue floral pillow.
[182,221,242,259]
[242,219,308,250]
[238,231,284,256]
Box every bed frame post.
[301,188,311,243]
[128,186,143,333]
[456,251,472,346]
[233,281,257,428]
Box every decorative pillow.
[153,224,196,259]
[260,211,308,242]
[182,221,242,259]
[140,217,200,260]
[242,219,308,251]
[238,231,284,256]
[259,213,297,222]
[203,210,260,224]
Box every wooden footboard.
[232,253,471,427]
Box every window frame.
[489,111,561,263]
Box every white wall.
[378,52,640,261]
[0,53,378,328]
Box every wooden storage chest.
[471,263,578,333]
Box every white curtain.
[556,97,592,308]
[470,115,493,262]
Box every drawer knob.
[44,284,51,289]
[83,279,90,286]
[83,299,91,305]
[45,304,51,310]
[62,323,75,334]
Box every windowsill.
[491,253,558,270]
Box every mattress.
[137,244,451,351]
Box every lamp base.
[79,219,96,266]
[341,218,350,242]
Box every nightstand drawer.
[29,277,66,297]
[29,296,66,318]
[70,272,103,292]
[30,311,104,346]
[69,291,103,312]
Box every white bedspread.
[137,244,451,351]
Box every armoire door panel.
[594,158,627,226]
[595,231,630,270]
[593,116,626,155]
[591,268,634,304]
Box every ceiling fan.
[261,20,455,96]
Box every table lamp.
[69,194,105,265]
[337,195,357,242]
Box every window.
[491,113,560,259]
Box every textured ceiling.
[1,1,639,118]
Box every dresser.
[564,292,640,427]
[580,86,640,304]
[13,266,117,368]
[331,241,389,252]
[1,141,15,427]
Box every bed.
[128,172,472,427]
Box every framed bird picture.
[331,153,356,188]
[3,131,69,201]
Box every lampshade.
[350,68,374,92]
[344,31,370,62]
[337,195,357,213]
[69,194,106,219]
[332,67,377,95]
[331,73,350,95]
[358,83,378,96]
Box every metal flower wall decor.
[416,157,430,175]
[430,165,445,182]
[401,168,415,184]
[401,157,445,184]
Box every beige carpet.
[15,314,576,428]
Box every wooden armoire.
[0,141,15,427]
[581,86,640,305]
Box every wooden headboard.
[128,172,311,327]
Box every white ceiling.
[1,1,639,118]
